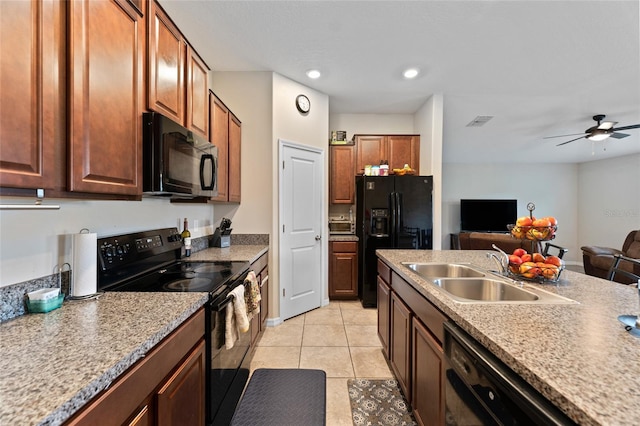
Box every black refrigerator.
[356,175,433,307]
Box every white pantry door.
[279,140,324,320]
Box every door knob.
[315,235,322,241]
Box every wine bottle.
[182,218,191,257]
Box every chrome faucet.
[487,244,510,276]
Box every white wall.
[414,95,444,249]
[0,198,214,287]
[442,163,580,262]
[210,72,273,234]
[272,73,330,318]
[329,114,414,141]
[577,153,640,250]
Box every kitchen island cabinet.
[377,249,640,425]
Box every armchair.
[581,230,640,284]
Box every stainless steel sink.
[433,278,539,302]
[403,262,486,278]
[402,262,577,304]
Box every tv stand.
[451,232,541,252]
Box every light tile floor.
[250,300,393,425]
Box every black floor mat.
[230,368,326,426]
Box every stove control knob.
[104,247,115,257]
[116,245,125,256]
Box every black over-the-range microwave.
[142,112,218,198]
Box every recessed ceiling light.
[306,69,321,79]
[403,68,419,79]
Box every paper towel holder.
[68,229,102,300]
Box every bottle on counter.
[182,218,192,257]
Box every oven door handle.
[212,294,234,312]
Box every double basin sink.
[403,263,577,304]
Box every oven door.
[208,284,251,425]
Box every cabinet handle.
[260,276,268,288]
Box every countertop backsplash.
[0,233,269,323]
[0,272,69,323]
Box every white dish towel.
[225,284,249,349]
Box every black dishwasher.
[443,322,576,426]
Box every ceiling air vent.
[466,116,494,127]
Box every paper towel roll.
[71,231,97,297]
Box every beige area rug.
[348,378,417,425]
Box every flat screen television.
[460,199,517,233]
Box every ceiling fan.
[545,114,640,146]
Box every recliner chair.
[581,230,640,284]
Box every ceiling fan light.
[586,133,610,141]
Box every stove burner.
[164,278,213,292]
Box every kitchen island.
[377,249,640,425]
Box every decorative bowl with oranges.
[508,215,558,241]
[506,248,564,283]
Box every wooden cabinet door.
[355,135,386,175]
[0,0,64,190]
[209,93,229,202]
[148,0,184,124]
[388,135,420,172]
[391,291,412,401]
[228,113,242,203]
[68,0,144,195]
[411,317,443,426]
[125,401,153,426]
[377,276,391,359]
[330,145,355,204]
[157,339,206,426]
[329,241,358,299]
[186,46,209,138]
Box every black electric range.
[96,228,252,425]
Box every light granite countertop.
[188,244,268,264]
[0,244,268,425]
[328,234,359,242]
[377,249,640,425]
[0,292,209,425]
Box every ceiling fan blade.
[597,121,617,130]
[556,136,586,146]
[610,132,629,139]
[611,124,640,132]
[543,132,587,139]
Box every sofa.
[581,230,640,284]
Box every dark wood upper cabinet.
[209,92,241,204]
[354,134,420,175]
[186,46,209,139]
[0,0,65,190]
[148,0,209,139]
[68,0,144,195]
[228,113,242,203]
[148,0,185,125]
[329,145,355,204]
[209,93,229,202]
[387,135,420,172]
